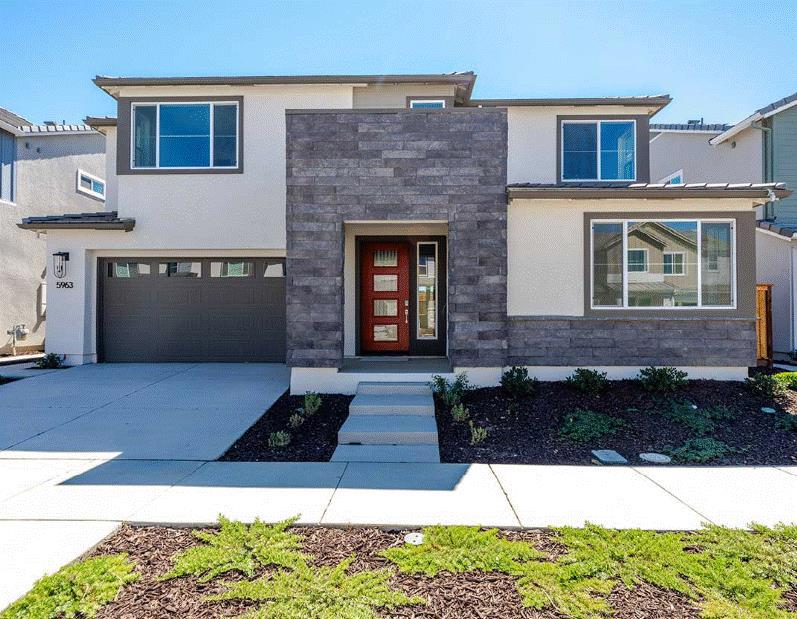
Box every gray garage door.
[99,258,286,362]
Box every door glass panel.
[109,262,150,278]
[374,300,398,316]
[211,261,253,277]
[373,274,397,291]
[417,243,437,339]
[373,250,397,267]
[373,325,398,341]
[158,262,201,278]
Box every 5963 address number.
[56,281,74,289]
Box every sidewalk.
[2,457,796,609]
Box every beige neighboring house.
[0,107,105,356]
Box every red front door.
[361,242,410,353]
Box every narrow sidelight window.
[417,242,438,339]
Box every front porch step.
[349,393,435,416]
[330,444,440,463]
[338,414,438,445]
[357,381,433,396]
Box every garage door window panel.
[108,262,151,278]
[211,261,253,278]
[158,262,201,278]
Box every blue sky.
[2,0,794,125]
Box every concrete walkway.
[1,458,796,610]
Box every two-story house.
[18,73,788,392]
[1,107,105,356]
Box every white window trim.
[416,241,439,340]
[76,168,106,200]
[627,248,649,273]
[561,119,637,182]
[658,169,685,185]
[130,101,240,171]
[409,99,446,109]
[590,218,736,310]
[663,251,686,276]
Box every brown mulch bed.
[220,391,353,462]
[89,524,704,618]
[438,379,797,466]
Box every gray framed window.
[591,219,735,309]
[0,129,15,203]
[562,119,636,181]
[409,99,445,109]
[131,101,239,170]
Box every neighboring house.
[652,93,797,359]
[18,73,787,392]
[0,108,105,355]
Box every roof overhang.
[84,116,117,128]
[93,73,478,105]
[507,182,791,205]
[710,96,797,145]
[18,211,135,232]
[469,95,671,115]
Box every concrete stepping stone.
[761,407,777,414]
[331,444,440,463]
[349,392,435,416]
[639,452,672,464]
[591,449,628,465]
[338,414,438,445]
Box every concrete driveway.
[0,363,289,460]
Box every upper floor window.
[0,129,15,203]
[76,169,106,200]
[409,99,445,109]
[562,120,636,181]
[132,102,239,170]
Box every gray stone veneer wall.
[286,108,508,368]
[508,317,757,367]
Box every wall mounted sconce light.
[52,252,69,279]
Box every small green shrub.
[208,556,424,618]
[162,516,307,582]
[1,554,138,619]
[774,371,797,391]
[288,413,304,429]
[430,372,473,407]
[637,366,688,394]
[382,525,542,576]
[469,421,488,445]
[559,409,626,444]
[34,353,64,369]
[662,401,736,436]
[565,368,609,396]
[302,392,322,416]
[665,438,736,463]
[268,431,291,448]
[450,402,470,423]
[746,373,787,399]
[500,366,538,399]
[776,414,797,432]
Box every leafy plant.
[774,371,797,391]
[468,421,488,445]
[302,392,322,416]
[559,409,625,444]
[777,414,797,432]
[662,400,736,436]
[665,438,736,463]
[450,402,470,423]
[746,373,787,399]
[0,554,138,619]
[637,366,688,394]
[209,556,424,619]
[565,368,609,396]
[268,431,291,448]
[383,525,542,576]
[162,516,308,582]
[34,353,64,369]
[500,366,538,399]
[430,372,473,407]
[288,413,304,429]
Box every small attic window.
[76,169,105,200]
[409,99,445,109]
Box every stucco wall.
[352,84,456,108]
[756,228,793,356]
[649,129,762,184]
[113,84,355,250]
[1,132,105,354]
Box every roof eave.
[506,187,792,203]
[468,96,671,114]
[17,220,135,232]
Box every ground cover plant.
[33,353,65,369]
[55,518,797,618]
[559,409,626,444]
